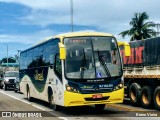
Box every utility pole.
[5,44,8,71]
[17,50,21,64]
[5,44,8,67]
[70,0,74,32]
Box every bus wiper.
[80,48,86,79]
[97,50,111,77]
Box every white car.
[2,71,19,91]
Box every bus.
[19,31,130,111]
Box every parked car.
[14,77,20,92]
[2,71,19,91]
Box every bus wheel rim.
[142,92,149,105]
[131,91,136,102]
[156,91,160,106]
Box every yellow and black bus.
[19,31,130,111]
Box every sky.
[0,0,160,59]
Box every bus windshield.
[64,36,122,79]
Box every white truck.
[2,71,19,90]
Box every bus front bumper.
[64,88,124,107]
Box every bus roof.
[55,31,113,38]
[21,31,113,53]
[36,31,113,45]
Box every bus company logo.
[34,70,44,81]
[87,79,104,82]
[82,86,93,89]
[2,112,11,117]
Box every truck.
[0,63,19,89]
[120,37,160,110]
[2,71,19,90]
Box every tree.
[119,12,156,41]
[1,57,16,63]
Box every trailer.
[120,37,160,110]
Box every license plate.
[92,94,103,99]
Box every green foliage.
[1,57,16,63]
[119,12,156,41]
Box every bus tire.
[141,86,153,108]
[27,86,32,102]
[153,86,160,110]
[129,83,141,106]
[49,93,59,111]
[95,104,105,112]
[14,89,17,93]
[14,86,17,93]
[3,84,7,91]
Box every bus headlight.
[66,86,72,91]
[113,83,123,91]
[65,84,79,93]
[119,83,123,88]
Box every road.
[0,89,159,120]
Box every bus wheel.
[129,83,141,106]
[95,104,105,112]
[14,89,17,93]
[49,94,59,111]
[153,86,160,110]
[141,86,153,108]
[27,87,32,101]
[14,86,17,93]
[3,84,7,91]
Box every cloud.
[0,29,56,44]
[1,0,160,37]
[19,9,70,27]
[0,29,60,57]
[0,0,69,12]
[0,0,160,58]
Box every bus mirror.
[124,45,131,56]
[118,42,131,57]
[59,43,66,60]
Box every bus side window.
[54,54,62,80]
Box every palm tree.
[119,12,156,41]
